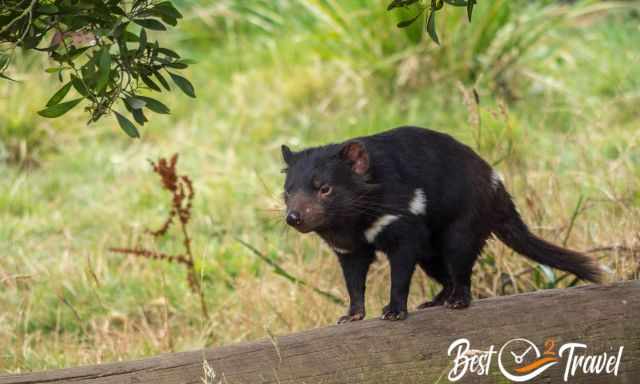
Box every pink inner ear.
[345,143,369,175]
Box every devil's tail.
[492,186,602,283]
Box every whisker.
[345,199,409,216]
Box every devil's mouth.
[287,220,325,234]
[294,226,314,234]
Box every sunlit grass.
[1,1,639,373]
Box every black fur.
[281,126,602,323]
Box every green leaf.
[0,55,10,71]
[131,107,147,125]
[69,46,92,61]
[50,49,73,63]
[467,0,475,22]
[443,0,468,5]
[157,47,180,58]
[46,82,72,106]
[38,98,83,118]
[154,70,171,91]
[444,0,467,7]
[0,72,17,81]
[426,10,440,45]
[164,61,188,69]
[114,111,140,138]
[169,72,195,98]
[121,97,147,126]
[126,97,146,110]
[138,96,170,114]
[397,12,422,28]
[109,6,127,17]
[387,0,419,11]
[71,75,90,97]
[153,2,183,19]
[133,19,166,31]
[141,75,162,92]
[138,28,147,54]
[113,21,129,38]
[150,10,177,27]
[122,31,139,42]
[96,47,111,93]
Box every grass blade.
[235,237,345,306]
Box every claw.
[417,286,452,310]
[380,309,408,321]
[337,312,365,324]
[445,298,470,309]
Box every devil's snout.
[283,192,324,233]
[286,211,302,227]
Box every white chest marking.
[408,188,427,215]
[491,170,504,191]
[364,214,399,243]
[332,246,350,254]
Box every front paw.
[337,312,365,324]
[444,297,471,309]
[417,286,451,309]
[445,287,471,309]
[380,305,407,321]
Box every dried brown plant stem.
[180,215,209,320]
[109,154,209,321]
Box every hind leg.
[416,257,452,309]
[440,219,490,309]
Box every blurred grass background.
[1,0,639,372]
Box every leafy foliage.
[387,0,477,44]
[0,0,195,137]
[0,0,481,137]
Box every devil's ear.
[340,141,369,175]
[281,145,294,165]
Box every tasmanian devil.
[280,126,602,323]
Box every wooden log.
[1,281,638,384]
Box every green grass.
[1,0,639,372]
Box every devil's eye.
[319,185,332,196]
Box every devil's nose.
[286,211,302,226]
